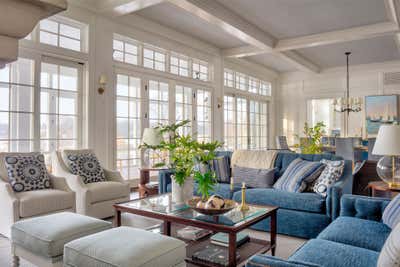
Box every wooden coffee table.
[114,194,278,267]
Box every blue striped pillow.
[211,156,231,183]
[383,194,400,229]
[273,158,325,192]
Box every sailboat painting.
[365,95,399,135]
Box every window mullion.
[33,58,42,152]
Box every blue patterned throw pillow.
[383,193,400,229]
[273,158,325,192]
[64,151,106,184]
[312,159,345,196]
[5,153,51,192]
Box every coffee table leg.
[270,210,277,256]
[114,210,121,227]
[163,221,171,236]
[228,232,236,267]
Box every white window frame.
[143,45,167,72]
[170,53,189,77]
[113,35,140,66]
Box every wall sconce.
[98,75,107,95]
[217,97,222,109]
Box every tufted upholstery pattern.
[340,194,390,221]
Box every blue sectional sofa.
[158,151,353,239]
[246,194,391,267]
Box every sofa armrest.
[103,168,126,184]
[158,169,174,194]
[0,179,19,233]
[50,175,74,192]
[339,194,390,221]
[246,255,320,267]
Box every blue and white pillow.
[383,193,400,229]
[232,166,276,188]
[312,159,345,196]
[64,151,106,184]
[196,156,231,184]
[273,158,325,193]
[5,153,51,192]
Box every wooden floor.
[0,192,306,266]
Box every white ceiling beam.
[97,0,165,16]
[222,45,264,58]
[167,0,319,72]
[384,0,400,54]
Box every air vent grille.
[384,72,400,85]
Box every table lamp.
[141,128,163,167]
[372,125,400,189]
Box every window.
[307,99,342,135]
[113,37,139,65]
[143,47,166,72]
[175,85,193,136]
[224,69,234,87]
[236,97,248,149]
[0,58,35,152]
[249,77,259,94]
[148,80,169,127]
[196,89,212,142]
[260,81,271,96]
[192,60,208,81]
[235,72,247,91]
[115,74,141,180]
[40,60,81,159]
[171,54,189,77]
[249,100,268,149]
[223,96,235,150]
[39,19,82,52]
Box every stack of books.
[210,232,250,248]
[192,245,240,267]
[177,226,212,241]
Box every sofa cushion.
[4,153,51,192]
[233,188,326,213]
[383,193,400,229]
[64,227,186,267]
[317,216,391,252]
[289,239,379,267]
[63,150,106,184]
[17,189,75,218]
[232,166,276,188]
[378,222,400,267]
[274,158,325,192]
[312,159,345,196]
[11,212,111,258]
[86,181,130,204]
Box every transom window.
[224,68,272,96]
[260,81,271,96]
[224,69,234,87]
[249,77,259,94]
[235,72,247,91]
[113,38,139,65]
[192,60,208,81]
[39,18,83,52]
[171,54,189,77]
[143,47,166,72]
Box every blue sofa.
[246,194,391,267]
[158,152,353,239]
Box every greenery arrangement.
[295,122,326,154]
[141,120,222,199]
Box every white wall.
[17,3,278,175]
[277,60,400,145]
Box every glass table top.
[119,194,275,227]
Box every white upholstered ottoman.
[11,212,111,267]
[64,226,187,267]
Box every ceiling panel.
[136,2,246,49]
[246,53,297,72]
[217,0,388,39]
[297,35,400,68]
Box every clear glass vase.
[376,156,400,189]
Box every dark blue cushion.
[317,216,391,252]
[233,188,326,213]
[289,239,379,267]
[340,194,390,221]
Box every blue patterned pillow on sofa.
[383,193,400,229]
[273,158,325,193]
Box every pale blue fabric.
[232,166,276,188]
[383,193,400,228]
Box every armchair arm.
[0,179,19,236]
[246,255,320,267]
[103,168,126,184]
[339,194,390,222]
[50,174,73,192]
[158,169,174,194]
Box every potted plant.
[141,120,222,203]
[295,122,326,154]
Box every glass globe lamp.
[372,125,400,189]
[376,156,400,189]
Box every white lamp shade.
[372,125,400,156]
[141,128,162,146]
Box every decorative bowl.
[187,197,238,216]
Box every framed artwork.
[365,95,399,135]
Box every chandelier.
[333,52,362,113]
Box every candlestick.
[239,182,249,212]
[230,177,234,191]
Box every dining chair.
[335,137,363,164]
[275,136,290,150]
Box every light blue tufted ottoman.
[64,226,187,267]
[11,212,112,267]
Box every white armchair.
[0,152,75,238]
[52,149,130,219]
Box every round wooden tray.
[187,197,238,216]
